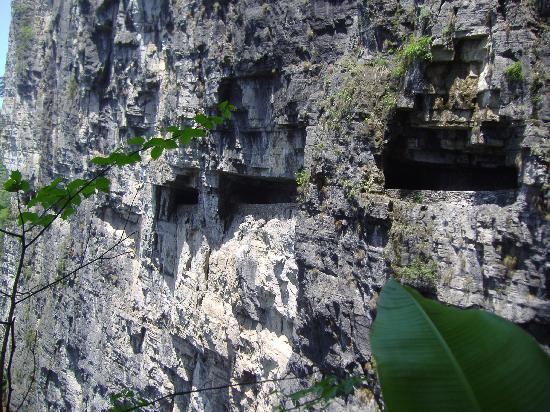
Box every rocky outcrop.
[0,0,548,410]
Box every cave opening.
[383,112,519,191]
[155,174,199,222]
[218,172,297,218]
[384,159,518,191]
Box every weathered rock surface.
[0,0,548,410]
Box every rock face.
[0,0,549,410]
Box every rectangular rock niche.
[218,172,297,219]
[155,174,199,222]
[383,123,519,191]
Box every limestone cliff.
[0,0,549,410]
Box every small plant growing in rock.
[393,35,433,78]
[503,255,518,270]
[503,255,518,278]
[15,25,35,76]
[504,61,524,82]
[295,168,310,188]
[320,55,397,150]
[419,6,432,22]
[295,169,310,202]
[393,257,439,287]
[276,375,366,411]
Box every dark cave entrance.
[155,173,199,222]
[218,172,297,219]
[383,114,519,191]
[384,160,517,191]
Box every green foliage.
[108,389,147,412]
[295,169,311,202]
[277,375,366,411]
[295,169,310,188]
[504,61,524,82]
[0,162,11,212]
[394,36,433,78]
[3,170,31,193]
[341,178,368,200]
[393,257,439,287]
[19,26,34,44]
[371,278,550,412]
[419,6,432,22]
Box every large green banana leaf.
[370,278,550,412]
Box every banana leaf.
[371,278,550,412]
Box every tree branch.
[0,227,21,238]
[16,234,134,304]
[6,322,15,407]
[120,371,320,412]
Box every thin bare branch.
[0,233,26,409]
[0,290,12,298]
[120,371,320,412]
[0,227,21,238]
[16,234,134,304]
[6,322,15,408]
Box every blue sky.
[0,0,12,107]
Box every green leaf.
[370,278,550,412]
[61,206,75,220]
[211,115,225,125]
[81,185,97,198]
[94,176,110,193]
[162,139,178,150]
[151,146,164,159]
[218,100,236,119]
[165,126,180,134]
[36,214,55,227]
[4,179,19,192]
[289,388,313,401]
[122,152,142,165]
[20,181,31,192]
[194,113,214,130]
[18,211,38,225]
[67,179,87,193]
[70,194,82,206]
[218,101,229,111]
[127,137,145,145]
[143,138,167,149]
[111,153,127,166]
[9,171,22,183]
[90,156,113,166]
[28,180,66,208]
[177,128,207,146]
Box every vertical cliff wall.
[0,0,549,410]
